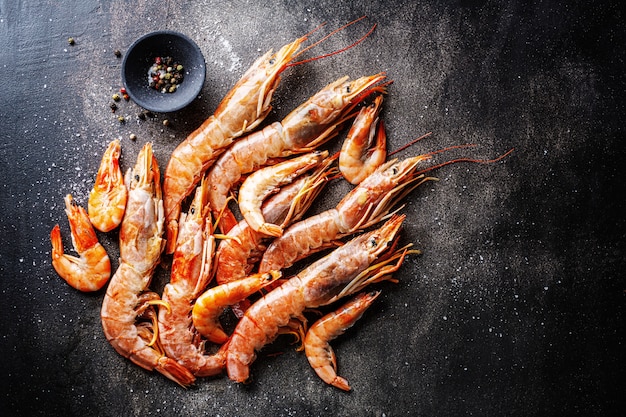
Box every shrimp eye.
[368,238,378,248]
[269,58,276,65]
[346,85,351,93]
[190,207,195,215]
[392,166,399,175]
[134,174,140,182]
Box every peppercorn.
[118,116,125,123]
[129,133,137,141]
[148,56,185,94]
[114,49,122,57]
[109,103,117,112]
[162,119,170,126]
[68,37,75,45]
[138,112,146,120]
[112,93,121,101]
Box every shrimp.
[163,19,376,252]
[192,271,281,344]
[50,194,111,292]
[100,143,195,387]
[88,139,128,232]
[339,95,387,184]
[215,159,335,286]
[157,177,225,377]
[238,150,329,237]
[206,73,388,233]
[259,154,433,274]
[225,214,413,383]
[304,291,380,391]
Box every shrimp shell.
[339,95,387,184]
[238,150,329,237]
[192,271,281,344]
[50,194,111,292]
[88,139,128,232]
[304,291,380,391]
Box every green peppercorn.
[176,64,183,71]
[112,93,121,101]
[118,116,125,123]
[68,37,75,45]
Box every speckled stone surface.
[1,1,624,415]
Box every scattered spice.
[112,93,121,102]
[114,49,122,58]
[138,112,146,121]
[68,37,75,45]
[162,119,170,126]
[148,56,184,93]
[129,133,137,141]
[117,116,125,123]
[109,103,118,113]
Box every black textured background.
[0,1,624,416]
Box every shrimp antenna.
[287,16,376,67]
[388,132,433,157]
[416,147,515,176]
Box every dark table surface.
[1,1,624,416]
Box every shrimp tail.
[156,356,196,388]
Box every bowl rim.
[121,30,206,113]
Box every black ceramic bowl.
[122,31,206,113]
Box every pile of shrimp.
[50,18,512,391]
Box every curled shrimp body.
[304,291,380,391]
[215,161,334,285]
[339,95,387,184]
[225,215,410,383]
[50,194,111,292]
[101,143,195,387]
[192,271,281,345]
[206,73,387,233]
[88,139,128,232]
[157,178,225,377]
[162,35,308,253]
[259,154,432,273]
[238,150,329,237]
